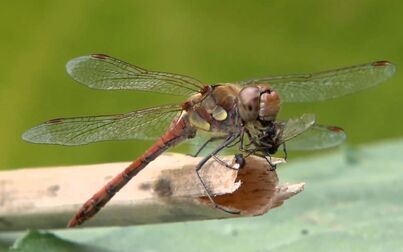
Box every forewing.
[66,54,203,96]
[22,105,182,146]
[238,61,395,103]
[285,125,346,151]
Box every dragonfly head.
[238,85,280,123]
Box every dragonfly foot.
[212,155,242,170]
[259,155,277,171]
[268,164,277,171]
[234,153,245,169]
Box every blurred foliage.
[0,0,402,170]
[1,2,402,250]
[4,139,403,251]
[8,230,104,252]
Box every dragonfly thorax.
[238,85,280,123]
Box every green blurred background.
[0,0,402,170]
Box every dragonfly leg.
[282,142,288,161]
[238,132,255,153]
[226,137,241,148]
[251,153,277,171]
[263,155,277,171]
[211,153,245,170]
[190,136,227,157]
[195,133,241,214]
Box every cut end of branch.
[198,155,304,216]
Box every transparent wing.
[66,54,204,96]
[22,105,182,146]
[238,61,395,103]
[276,114,316,143]
[285,125,346,151]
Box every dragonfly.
[22,54,395,227]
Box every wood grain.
[0,153,303,230]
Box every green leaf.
[5,140,403,251]
[8,230,106,252]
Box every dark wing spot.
[46,118,64,124]
[328,126,344,133]
[92,54,109,59]
[372,60,391,67]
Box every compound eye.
[238,87,260,121]
[239,87,259,109]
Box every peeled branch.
[0,153,304,230]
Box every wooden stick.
[0,153,304,231]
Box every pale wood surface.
[0,153,304,231]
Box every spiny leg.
[238,130,258,153]
[252,153,277,171]
[194,132,244,173]
[211,153,245,170]
[242,147,277,171]
[195,133,241,214]
[190,136,226,157]
[207,131,245,170]
[263,155,277,171]
[282,142,288,161]
[226,137,242,148]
